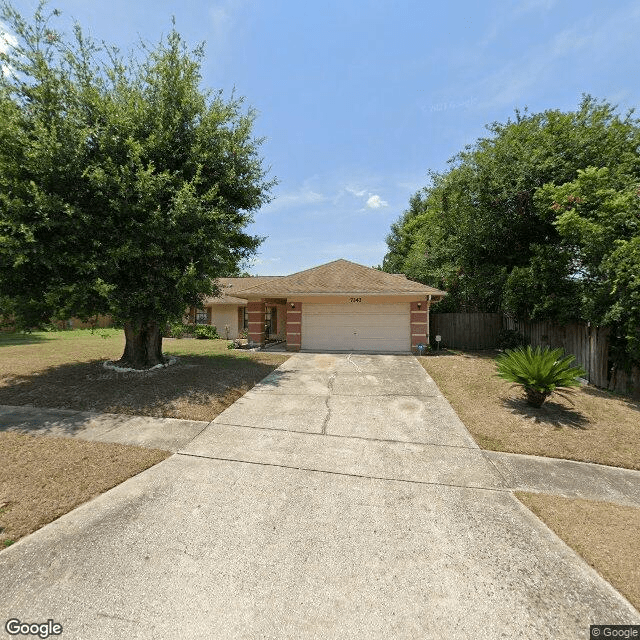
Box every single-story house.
[187,259,446,353]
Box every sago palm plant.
[495,346,586,407]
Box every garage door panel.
[301,303,410,352]
[357,326,401,339]
[304,304,406,315]
[357,317,407,330]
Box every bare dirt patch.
[0,431,169,549]
[0,330,288,421]
[516,492,640,612]
[420,351,640,469]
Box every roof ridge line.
[280,258,351,279]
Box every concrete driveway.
[1,353,638,639]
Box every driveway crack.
[346,353,362,372]
[321,373,336,435]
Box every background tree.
[0,1,274,367]
[383,96,640,366]
[534,167,640,363]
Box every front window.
[239,307,249,330]
[195,309,208,325]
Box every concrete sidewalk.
[1,354,639,639]
[0,404,208,452]
[485,450,640,508]
[2,397,639,507]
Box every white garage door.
[302,303,410,352]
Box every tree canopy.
[0,1,275,366]
[382,96,640,364]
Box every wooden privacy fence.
[431,312,639,396]
[430,313,503,350]
[503,317,610,389]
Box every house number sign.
[349,298,363,303]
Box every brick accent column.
[286,302,302,351]
[247,300,266,346]
[410,301,429,354]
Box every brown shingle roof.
[203,276,283,304]
[218,276,283,288]
[222,259,446,297]
[202,294,248,305]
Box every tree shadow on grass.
[0,332,52,347]
[0,354,285,424]
[501,395,591,430]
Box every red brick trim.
[247,300,265,345]
[410,300,431,353]
[286,302,302,350]
[410,303,427,353]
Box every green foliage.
[195,325,218,339]
[166,322,218,339]
[502,245,582,322]
[382,96,640,366]
[605,236,640,363]
[495,346,586,407]
[169,322,186,339]
[496,329,527,350]
[0,2,274,340]
[535,167,640,362]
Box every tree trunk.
[524,387,550,408]
[117,320,165,369]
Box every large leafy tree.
[383,96,640,364]
[534,167,640,362]
[0,2,274,367]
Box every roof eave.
[239,291,447,299]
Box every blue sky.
[4,0,640,274]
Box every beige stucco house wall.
[209,304,241,340]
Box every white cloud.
[475,3,640,110]
[262,184,325,212]
[0,26,16,51]
[337,183,390,211]
[247,256,280,266]
[481,0,557,46]
[0,24,17,76]
[210,3,233,38]
[208,0,249,60]
[366,194,388,209]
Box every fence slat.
[436,314,638,397]
[430,313,503,350]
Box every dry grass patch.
[0,432,169,549]
[516,492,640,612]
[0,330,288,421]
[420,351,640,469]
